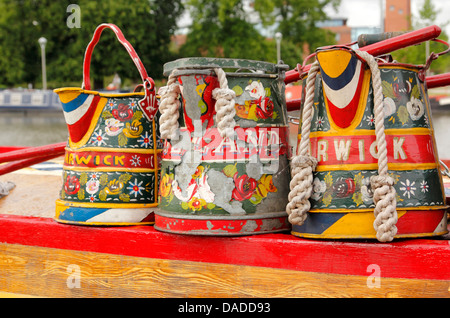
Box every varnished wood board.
[0,243,448,298]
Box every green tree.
[254,0,341,60]
[0,0,183,88]
[179,0,340,69]
[392,0,450,75]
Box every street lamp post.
[38,37,47,90]
[275,32,282,63]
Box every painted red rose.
[112,103,133,121]
[256,97,274,119]
[232,173,257,201]
[64,175,80,195]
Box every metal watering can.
[155,58,291,235]
[285,25,449,242]
[54,24,161,225]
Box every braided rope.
[355,50,398,242]
[286,52,398,242]
[286,62,320,225]
[159,71,181,140]
[212,68,236,138]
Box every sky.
[326,0,450,34]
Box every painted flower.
[105,118,124,136]
[104,179,124,195]
[138,131,152,148]
[245,81,265,99]
[192,165,205,179]
[315,116,325,128]
[232,173,257,201]
[91,129,109,146]
[407,96,424,120]
[123,120,143,138]
[129,100,137,109]
[89,195,97,202]
[130,155,141,167]
[107,100,117,109]
[255,174,277,198]
[64,175,80,195]
[420,180,429,193]
[383,97,396,118]
[173,166,215,205]
[256,97,274,119]
[112,103,134,121]
[159,173,174,198]
[399,179,416,199]
[188,197,207,211]
[365,114,375,126]
[127,178,145,198]
[86,178,100,195]
[311,177,326,201]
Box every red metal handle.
[285,25,442,84]
[82,23,158,121]
[82,23,150,90]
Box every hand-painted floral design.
[130,155,141,167]
[86,178,100,195]
[222,164,278,205]
[232,173,258,201]
[112,103,134,121]
[159,172,174,198]
[64,175,80,195]
[123,120,143,138]
[420,180,429,193]
[171,165,216,212]
[235,80,277,121]
[138,131,152,148]
[406,96,424,120]
[399,179,416,198]
[91,130,109,146]
[104,179,124,195]
[105,118,124,136]
[127,178,145,198]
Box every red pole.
[426,73,450,89]
[285,25,442,84]
[0,142,66,164]
[0,153,63,176]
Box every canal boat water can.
[287,45,448,241]
[155,58,291,235]
[54,24,161,226]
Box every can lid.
[163,57,286,76]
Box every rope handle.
[159,67,236,140]
[82,23,158,121]
[286,50,398,242]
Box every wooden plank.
[0,214,448,282]
[0,243,448,298]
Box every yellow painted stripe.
[307,127,433,138]
[309,205,447,213]
[62,166,158,173]
[317,50,352,78]
[314,162,439,171]
[68,97,108,149]
[55,199,157,209]
[54,87,146,98]
[66,147,163,154]
[321,211,407,237]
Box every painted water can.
[54,24,161,225]
[155,58,291,235]
[287,45,448,241]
